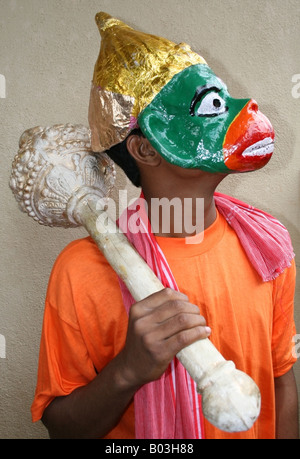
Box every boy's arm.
[42,288,210,439]
[275,368,299,439]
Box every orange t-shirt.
[31,211,297,439]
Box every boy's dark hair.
[106,128,144,188]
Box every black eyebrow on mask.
[189,85,221,116]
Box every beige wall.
[0,0,299,438]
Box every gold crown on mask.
[88,12,206,152]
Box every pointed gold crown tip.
[95,12,112,29]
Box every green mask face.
[138,64,274,173]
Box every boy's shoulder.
[214,192,295,282]
[50,236,114,282]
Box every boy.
[31,13,298,439]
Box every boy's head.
[106,128,143,187]
[89,13,274,185]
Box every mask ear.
[139,109,179,165]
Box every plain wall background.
[0,0,299,438]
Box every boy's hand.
[118,288,211,388]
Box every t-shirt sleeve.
[31,237,128,423]
[272,258,297,378]
[31,237,134,437]
[31,300,98,422]
[31,239,103,423]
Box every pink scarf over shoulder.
[117,192,294,439]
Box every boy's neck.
[141,172,226,238]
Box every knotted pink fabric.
[117,192,294,439]
[214,193,295,282]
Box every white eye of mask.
[196,91,227,117]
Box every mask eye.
[196,91,227,117]
[190,86,228,118]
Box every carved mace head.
[9,124,116,228]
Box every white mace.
[10,123,261,433]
